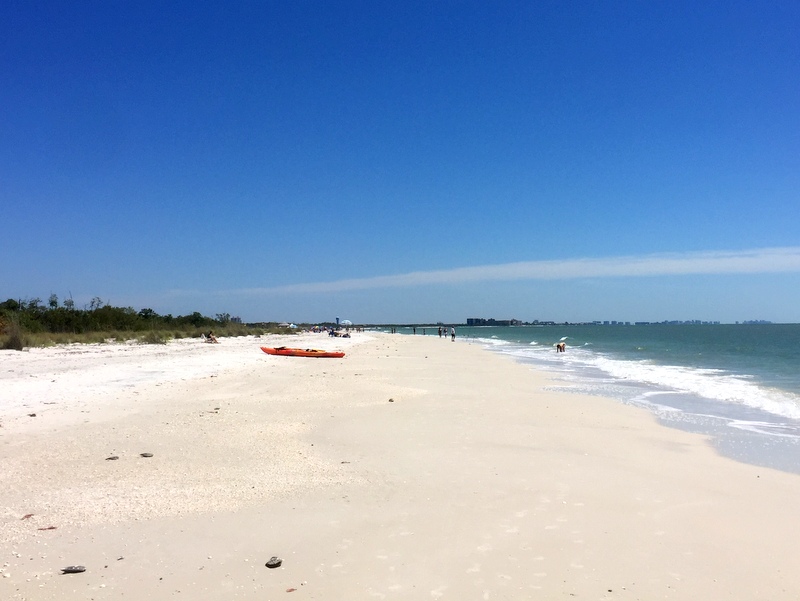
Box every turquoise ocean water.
[403,324,800,474]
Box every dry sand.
[2,331,800,600]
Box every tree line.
[0,295,233,334]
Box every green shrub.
[1,320,25,350]
[139,331,168,345]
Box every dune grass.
[0,324,298,350]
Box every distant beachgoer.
[438,326,442,338]
[413,327,416,335]
[556,342,565,353]
[451,327,456,342]
[208,330,219,343]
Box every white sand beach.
[2,332,800,600]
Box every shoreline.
[2,332,800,599]
[468,332,800,477]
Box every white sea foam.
[631,391,685,413]
[586,355,800,420]
[487,340,800,422]
[728,420,800,438]
[631,391,800,438]
[474,336,513,347]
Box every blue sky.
[2,1,799,324]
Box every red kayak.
[261,346,345,358]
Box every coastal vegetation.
[0,296,293,350]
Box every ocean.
[404,324,800,474]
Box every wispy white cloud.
[204,247,800,298]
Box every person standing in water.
[451,327,456,342]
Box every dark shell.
[265,556,282,568]
[62,566,86,574]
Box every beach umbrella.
[340,319,353,326]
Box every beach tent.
[340,319,353,327]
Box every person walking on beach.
[451,327,456,342]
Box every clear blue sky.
[2,1,799,324]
